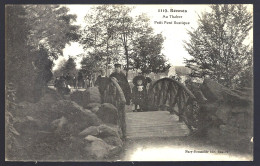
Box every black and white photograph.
[5,4,253,161]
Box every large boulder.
[79,126,99,137]
[85,103,101,113]
[79,124,120,138]
[70,91,84,106]
[200,79,227,102]
[96,103,118,124]
[51,116,68,132]
[98,124,120,138]
[215,105,232,124]
[84,135,115,159]
[70,88,101,108]
[201,79,252,104]
[82,87,101,108]
[51,100,101,135]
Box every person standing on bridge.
[132,73,147,112]
[110,63,131,105]
[95,68,110,103]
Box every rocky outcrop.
[197,79,253,150]
[7,87,124,161]
[70,91,84,106]
[96,103,118,124]
[201,79,252,104]
[51,100,101,135]
[84,135,115,159]
[82,87,101,108]
[81,124,123,159]
[70,87,101,109]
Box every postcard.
[5,4,253,161]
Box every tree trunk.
[124,45,129,79]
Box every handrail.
[103,77,127,139]
[150,77,196,100]
[110,77,126,105]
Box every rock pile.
[6,87,123,161]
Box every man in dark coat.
[110,63,131,105]
[95,68,110,103]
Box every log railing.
[103,77,126,139]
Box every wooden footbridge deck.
[125,111,190,139]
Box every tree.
[6,5,80,102]
[131,33,170,74]
[81,5,167,77]
[62,57,77,76]
[80,53,102,77]
[24,5,80,59]
[184,4,253,88]
[81,5,122,74]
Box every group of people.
[54,73,94,93]
[54,63,152,112]
[95,63,152,112]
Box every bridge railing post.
[106,78,127,139]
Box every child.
[132,76,147,112]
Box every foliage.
[81,5,123,69]
[6,5,79,102]
[80,53,102,77]
[131,33,170,74]
[24,5,80,59]
[184,4,253,88]
[55,57,77,77]
[81,5,168,77]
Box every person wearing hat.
[132,74,147,112]
[95,68,110,103]
[110,63,131,105]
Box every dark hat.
[114,63,122,68]
[133,75,146,86]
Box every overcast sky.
[53,4,253,70]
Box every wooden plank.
[125,111,190,139]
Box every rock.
[193,90,207,103]
[79,126,99,137]
[200,102,219,113]
[51,100,101,134]
[70,91,84,107]
[51,116,68,131]
[98,124,120,138]
[84,135,103,142]
[26,116,36,121]
[86,103,101,109]
[200,79,226,102]
[201,79,252,104]
[103,136,123,147]
[215,105,232,124]
[82,87,101,108]
[84,136,115,159]
[228,113,248,129]
[96,103,118,124]
[231,106,252,114]
[14,116,39,135]
[86,103,101,113]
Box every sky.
[53,4,253,70]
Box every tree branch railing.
[103,77,126,139]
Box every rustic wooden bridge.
[125,111,190,139]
